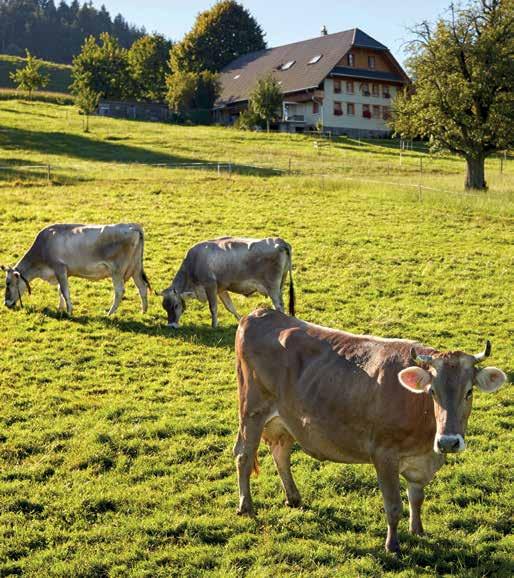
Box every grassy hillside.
[0,54,72,93]
[0,101,513,576]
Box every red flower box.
[363,110,371,118]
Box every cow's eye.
[465,389,473,400]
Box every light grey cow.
[159,236,295,328]
[3,223,151,315]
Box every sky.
[90,0,453,65]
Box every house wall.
[320,78,397,137]
[337,47,392,72]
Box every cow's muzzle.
[4,299,15,309]
[167,322,179,329]
[435,434,465,454]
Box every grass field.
[0,100,513,577]
[0,54,72,94]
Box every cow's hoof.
[385,541,401,555]
[236,502,254,516]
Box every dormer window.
[308,54,323,65]
[279,60,295,71]
[347,53,355,67]
[233,74,240,80]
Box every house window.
[382,106,391,120]
[346,80,354,93]
[334,101,343,116]
[347,53,354,67]
[382,85,391,98]
[334,79,341,94]
[347,102,355,116]
[368,55,376,69]
[362,104,371,118]
[372,105,381,119]
[313,101,320,114]
[372,84,379,97]
[279,60,295,70]
[361,83,370,96]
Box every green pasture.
[0,101,513,576]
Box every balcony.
[283,114,305,123]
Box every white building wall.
[321,78,397,134]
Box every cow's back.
[186,237,290,287]
[237,309,437,462]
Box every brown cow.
[234,308,506,553]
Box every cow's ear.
[398,366,432,394]
[475,367,506,393]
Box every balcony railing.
[284,114,305,122]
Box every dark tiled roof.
[215,28,406,107]
[331,66,405,82]
[216,29,355,106]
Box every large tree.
[128,34,172,102]
[248,74,283,133]
[166,70,220,116]
[170,0,266,73]
[392,0,514,190]
[71,33,130,100]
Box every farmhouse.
[214,28,409,137]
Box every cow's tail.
[285,245,295,317]
[137,227,152,292]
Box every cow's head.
[398,341,506,454]
[2,266,31,309]
[160,288,186,328]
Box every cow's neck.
[171,265,193,295]
[15,248,40,282]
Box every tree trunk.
[465,154,487,190]
[84,114,89,133]
[266,119,270,133]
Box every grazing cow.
[234,309,506,553]
[159,237,294,328]
[2,223,151,315]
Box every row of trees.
[71,1,266,116]
[0,0,144,64]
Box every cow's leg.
[205,283,218,328]
[108,271,125,315]
[234,413,267,516]
[54,267,72,315]
[269,434,301,507]
[406,482,425,535]
[132,271,148,313]
[57,286,66,311]
[373,453,403,553]
[219,290,241,321]
[268,284,285,313]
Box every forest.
[0,0,146,63]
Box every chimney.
[321,25,328,36]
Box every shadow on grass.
[0,127,279,177]
[39,307,237,348]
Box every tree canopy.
[170,0,266,73]
[0,0,145,64]
[71,33,130,101]
[248,74,283,132]
[9,50,49,96]
[128,35,172,102]
[392,0,514,190]
[166,71,221,115]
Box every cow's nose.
[168,322,179,329]
[436,435,464,453]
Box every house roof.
[331,66,405,82]
[215,28,406,107]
